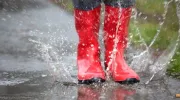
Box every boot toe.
[78,77,105,85]
[117,78,140,84]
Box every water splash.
[28,34,77,83]
[128,0,180,84]
[27,0,180,85]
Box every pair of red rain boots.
[74,5,140,84]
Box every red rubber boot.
[104,5,140,84]
[74,6,105,84]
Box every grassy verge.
[52,0,73,13]
[133,0,180,78]
[136,0,165,15]
[130,0,179,50]
[167,46,180,79]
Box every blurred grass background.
[52,0,180,79]
[133,0,180,79]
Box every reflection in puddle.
[78,85,136,100]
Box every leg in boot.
[103,0,140,84]
[72,0,105,84]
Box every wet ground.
[0,0,180,100]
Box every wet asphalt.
[0,0,180,100]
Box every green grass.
[131,0,180,78]
[129,20,178,50]
[136,0,165,15]
[53,0,73,12]
[167,46,180,79]
[130,0,179,50]
[132,0,180,78]
[129,21,158,46]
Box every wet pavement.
[0,76,180,100]
[0,0,180,100]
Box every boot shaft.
[104,6,132,50]
[104,6,132,68]
[74,6,101,43]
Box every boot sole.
[78,78,105,85]
[116,78,140,84]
